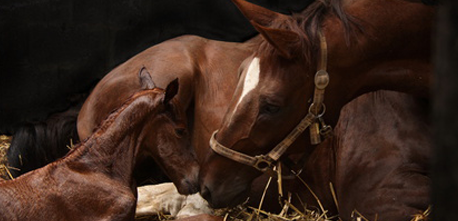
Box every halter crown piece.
[209,30,333,177]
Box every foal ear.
[232,0,289,26]
[251,21,301,59]
[139,67,156,89]
[164,78,179,105]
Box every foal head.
[136,69,199,194]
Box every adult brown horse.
[0,77,193,221]
[199,0,435,219]
[76,35,257,188]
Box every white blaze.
[234,57,260,111]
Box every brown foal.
[0,75,192,221]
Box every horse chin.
[201,183,251,209]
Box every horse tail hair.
[6,104,81,178]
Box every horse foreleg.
[135,182,213,219]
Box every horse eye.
[175,128,186,137]
[261,104,280,115]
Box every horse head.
[199,0,434,208]
[199,0,329,208]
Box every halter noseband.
[209,31,332,177]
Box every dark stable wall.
[432,0,458,220]
[0,0,312,134]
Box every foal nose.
[183,177,199,194]
[177,164,200,195]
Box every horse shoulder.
[333,91,431,221]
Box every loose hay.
[0,135,12,179]
[0,135,10,159]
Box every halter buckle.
[314,70,329,89]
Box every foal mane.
[94,89,164,136]
[64,89,164,157]
[257,0,362,66]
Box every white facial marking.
[228,57,261,125]
[235,57,260,110]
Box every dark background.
[432,0,458,220]
[0,0,312,133]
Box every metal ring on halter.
[253,155,275,172]
[308,103,326,118]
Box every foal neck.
[65,90,162,185]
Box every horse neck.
[66,92,157,185]
[191,37,257,163]
[321,0,434,124]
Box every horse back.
[77,35,208,140]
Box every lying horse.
[199,0,434,220]
[0,77,195,221]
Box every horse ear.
[231,0,288,26]
[139,67,156,89]
[164,78,179,105]
[251,21,301,59]
[232,0,300,58]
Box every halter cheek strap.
[209,30,332,177]
[309,31,332,144]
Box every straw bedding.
[0,135,12,179]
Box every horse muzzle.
[200,181,250,209]
[198,152,256,208]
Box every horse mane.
[257,0,363,67]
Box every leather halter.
[209,31,332,177]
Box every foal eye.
[261,104,280,115]
[175,128,186,137]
